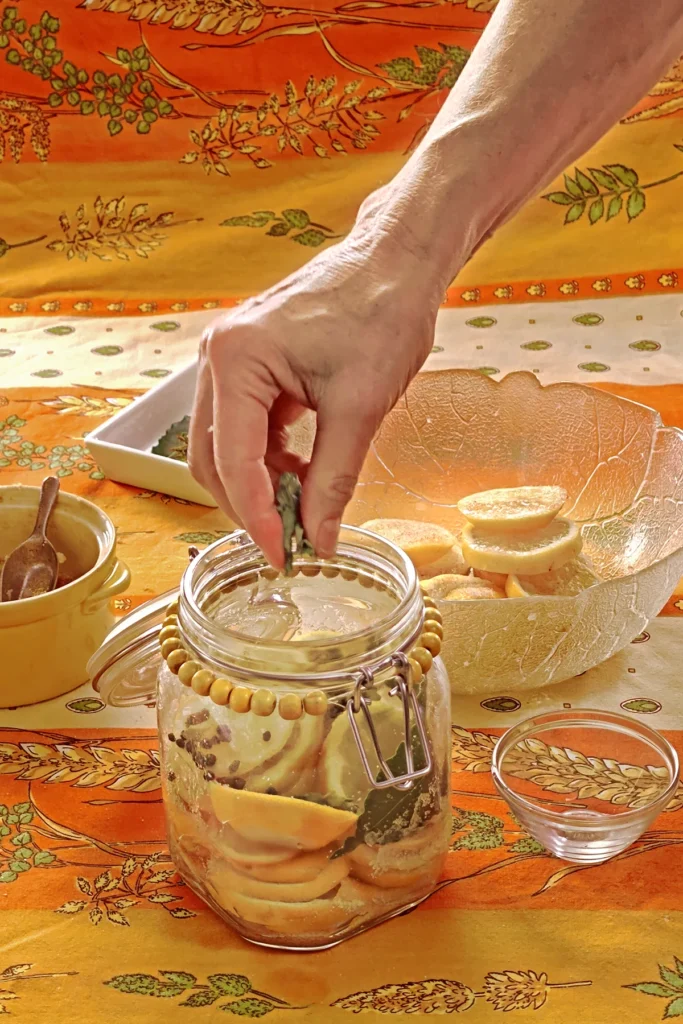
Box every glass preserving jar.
[89,527,451,951]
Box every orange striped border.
[0,297,241,317]
[445,268,681,306]
[1,267,680,317]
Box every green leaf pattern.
[626,957,683,1018]
[104,971,293,1015]
[0,415,103,479]
[0,802,56,883]
[221,209,338,247]
[543,151,683,226]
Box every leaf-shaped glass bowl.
[338,371,683,694]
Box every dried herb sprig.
[152,416,190,462]
[275,472,314,574]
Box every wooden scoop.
[1,477,61,602]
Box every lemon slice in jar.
[457,485,568,531]
[181,707,297,778]
[245,715,326,795]
[210,855,349,904]
[209,784,358,850]
[349,845,444,890]
[348,815,447,889]
[461,518,581,576]
[320,693,407,805]
[360,519,455,568]
[228,845,336,883]
[221,827,300,867]
[211,877,370,937]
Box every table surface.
[1,296,683,1023]
[2,7,683,1011]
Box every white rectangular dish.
[87,360,217,506]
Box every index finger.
[188,355,234,517]
[209,352,285,569]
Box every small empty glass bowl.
[491,709,679,864]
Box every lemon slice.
[320,691,406,804]
[209,784,358,850]
[348,818,447,888]
[458,485,568,531]
[445,585,505,601]
[506,556,600,598]
[229,846,337,883]
[360,519,455,567]
[210,855,349,904]
[247,715,325,795]
[210,876,423,939]
[418,542,469,580]
[472,568,508,589]
[421,574,476,599]
[505,575,527,599]
[349,845,444,889]
[461,518,582,576]
[421,574,504,601]
[181,707,298,778]
[211,876,370,938]
[220,826,299,866]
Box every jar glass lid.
[88,589,177,706]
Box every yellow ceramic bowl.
[336,371,683,694]
[0,485,130,707]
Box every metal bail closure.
[346,652,432,792]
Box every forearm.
[365,0,683,291]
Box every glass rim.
[178,525,424,684]
[491,707,680,825]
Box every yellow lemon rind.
[361,519,455,568]
[209,784,358,850]
[461,518,582,576]
[457,485,568,531]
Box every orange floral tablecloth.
[2,0,683,1018]
[0,357,683,1023]
[0,1,682,317]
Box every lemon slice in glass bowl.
[418,542,469,579]
[421,574,504,601]
[506,555,600,597]
[360,519,455,567]
[461,518,581,576]
[457,485,567,532]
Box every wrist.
[346,190,448,312]
[352,130,505,294]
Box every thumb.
[301,395,379,558]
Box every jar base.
[170,833,442,951]
[240,890,438,952]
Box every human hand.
[188,216,444,568]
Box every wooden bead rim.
[158,596,443,715]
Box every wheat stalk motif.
[451,726,683,812]
[331,970,591,1014]
[45,196,199,262]
[0,738,160,793]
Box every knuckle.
[322,473,358,508]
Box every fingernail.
[317,517,340,559]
